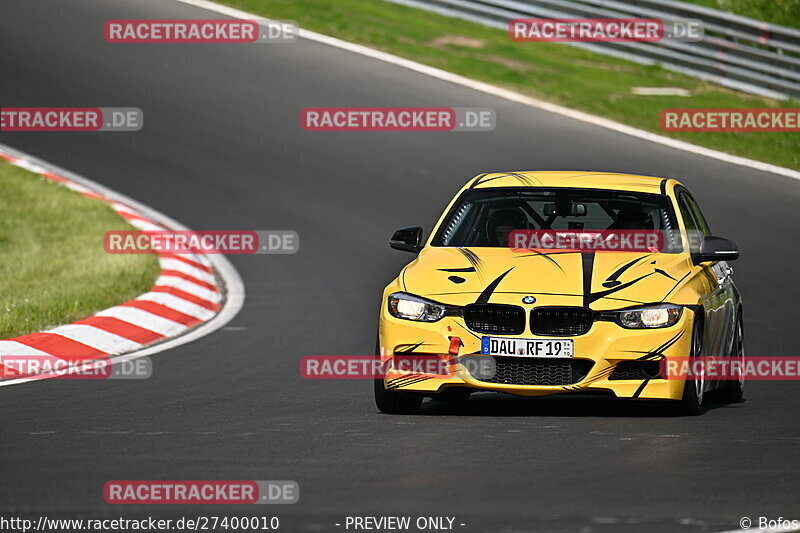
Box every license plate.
[481,336,574,358]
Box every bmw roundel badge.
[522,296,536,304]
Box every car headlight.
[617,304,682,329]
[388,292,447,322]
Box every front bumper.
[378,304,692,401]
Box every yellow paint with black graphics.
[378,172,742,402]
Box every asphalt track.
[2,1,800,531]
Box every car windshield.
[432,187,681,252]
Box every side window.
[683,193,712,236]
[678,194,697,232]
[678,193,700,255]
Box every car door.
[683,191,736,356]
[678,189,735,383]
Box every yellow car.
[376,172,743,415]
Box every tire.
[373,339,423,415]
[719,314,745,403]
[374,377,423,414]
[675,317,705,416]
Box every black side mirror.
[695,235,739,264]
[390,226,423,253]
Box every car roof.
[469,171,674,194]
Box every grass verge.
[223,0,798,169]
[684,0,800,29]
[0,160,161,339]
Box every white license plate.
[481,336,574,358]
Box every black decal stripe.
[387,374,431,387]
[647,330,685,357]
[589,272,654,304]
[438,267,476,272]
[515,249,566,273]
[387,377,431,390]
[632,379,650,398]
[461,248,481,265]
[469,173,488,189]
[458,248,483,277]
[654,268,678,281]
[631,330,686,360]
[428,290,643,304]
[476,268,514,304]
[654,330,685,354]
[662,271,691,301]
[511,173,534,187]
[604,255,651,286]
[514,251,577,257]
[581,252,595,308]
[580,365,617,386]
[471,174,511,188]
[394,342,425,354]
[591,366,617,379]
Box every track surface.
[2,1,800,531]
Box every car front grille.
[609,360,663,380]
[464,304,525,335]
[530,307,593,336]
[466,356,593,386]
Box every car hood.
[400,247,690,310]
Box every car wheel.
[374,377,423,414]
[373,340,423,415]
[676,317,704,416]
[719,314,745,403]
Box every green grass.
[683,0,800,29]
[0,160,160,339]
[223,0,798,169]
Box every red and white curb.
[0,144,245,386]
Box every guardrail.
[387,0,800,100]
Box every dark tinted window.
[682,192,712,236]
[433,188,680,251]
[678,195,698,232]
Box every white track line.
[171,0,800,181]
[0,143,246,388]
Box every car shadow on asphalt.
[414,391,744,417]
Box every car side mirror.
[695,235,739,264]
[389,226,424,253]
